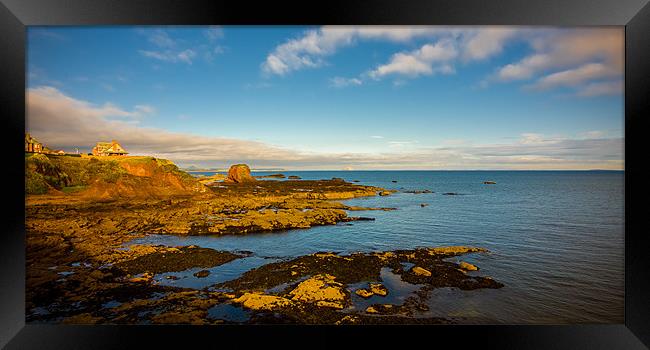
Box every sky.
[26,26,624,170]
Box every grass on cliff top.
[25,153,195,195]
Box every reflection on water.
[130,170,624,323]
[207,303,251,323]
[154,256,277,289]
[346,267,423,311]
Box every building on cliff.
[92,140,128,156]
[25,133,43,153]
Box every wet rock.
[343,216,375,222]
[442,192,459,195]
[352,180,360,183]
[128,272,153,283]
[225,164,256,183]
[233,293,294,311]
[391,180,397,183]
[355,289,374,298]
[366,306,378,314]
[193,270,210,278]
[165,275,179,280]
[369,283,388,296]
[288,175,301,179]
[255,173,285,179]
[483,181,496,184]
[378,191,391,196]
[62,312,104,324]
[288,274,348,309]
[404,189,432,194]
[412,266,432,277]
[459,261,478,271]
[420,203,429,207]
[115,247,241,275]
[427,246,486,255]
[335,315,360,325]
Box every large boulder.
[225,164,256,183]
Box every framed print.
[1,0,649,348]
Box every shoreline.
[25,154,504,324]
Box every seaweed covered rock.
[225,164,256,183]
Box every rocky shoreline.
[26,156,503,324]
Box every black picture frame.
[1,0,648,348]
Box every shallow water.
[132,170,624,324]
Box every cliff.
[25,154,207,198]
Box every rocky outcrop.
[412,266,432,276]
[459,261,478,271]
[225,164,256,183]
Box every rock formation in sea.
[225,164,257,183]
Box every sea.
[130,170,624,324]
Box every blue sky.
[26,26,624,170]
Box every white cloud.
[329,77,363,88]
[262,26,522,77]
[495,29,623,81]
[369,40,457,79]
[528,63,619,90]
[462,27,518,61]
[575,80,623,97]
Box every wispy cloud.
[261,26,518,77]
[139,49,197,64]
[491,28,623,96]
[368,40,457,79]
[26,86,623,170]
[329,77,363,88]
[204,26,224,41]
[138,27,226,65]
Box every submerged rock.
[225,164,256,183]
[193,270,211,278]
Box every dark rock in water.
[404,189,433,194]
[420,203,429,207]
[378,191,391,196]
[193,270,210,278]
[353,180,360,183]
[165,275,179,280]
[343,217,376,222]
[225,164,256,183]
[331,177,345,182]
[483,181,496,184]
[443,192,460,196]
[236,250,254,256]
[255,173,286,179]
[288,175,301,179]
[391,180,398,183]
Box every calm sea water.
[132,171,624,324]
